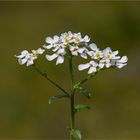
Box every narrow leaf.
[74,104,90,113]
[48,95,68,104]
[70,129,82,140]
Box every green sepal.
[48,95,68,104]
[70,129,82,140]
[74,104,90,113]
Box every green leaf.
[70,129,82,140]
[74,104,90,113]
[48,95,68,104]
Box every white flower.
[78,61,98,74]
[115,56,128,68]
[79,47,88,59]
[16,48,44,66]
[89,43,98,51]
[70,46,79,56]
[103,47,120,60]
[70,46,88,59]
[52,44,66,53]
[46,54,65,65]
[15,50,36,66]
[60,31,73,45]
[87,43,103,59]
[15,50,29,59]
[44,35,59,49]
[46,47,66,65]
[82,35,90,42]
[72,32,83,44]
[98,59,111,69]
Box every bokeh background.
[0,1,140,139]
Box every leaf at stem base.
[70,129,82,140]
[48,95,68,104]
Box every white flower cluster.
[15,48,45,66]
[78,43,128,74]
[15,31,128,74]
[44,31,90,65]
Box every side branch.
[74,74,95,89]
[32,65,69,96]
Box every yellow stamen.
[76,38,80,43]
[96,53,100,58]
[105,55,110,59]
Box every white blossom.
[46,47,66,65]
[44,35,59,49]
[114,56,128,68]
[15,48,45,66]
[60,31,73,45]
[103,47,120,60]
[70,46,88,59]
[70,46,79,56]
[87,43,103,59]
[82,35,90,43]
[98,59,111,68]
[15,50,36,66]
[78,61,98,74]
[43,32,91,64]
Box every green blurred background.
[0,1,140,139]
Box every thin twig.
[32,65,70,96]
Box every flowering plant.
[15,31,128,140]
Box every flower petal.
[89,43,97,51]
[80,53,87,59]
[37,48,45,54]
[26,60,34,66]
[45,37,53,44]
[113,50,119,55]
[78,63,90,71]
[98,63,104,69]
[53,35,59,42]
[117,56,128,63]
[18,58,27,65]
[87,51,94,57]
[78,48,85,54]
[44,44,53,49]
[88,67,96,74]
[57,48,65,54]
[72,51,78,56]
[83,35,90,42]
[15,54,25,58]
[45,54,58,61]
[112,56,120,60]
[56,56,64,65]
[21,50,28,55]
[116,63,127,68]
[103,47,112,54]
[15,50,29,58]
[105,63,111,68]
[52,46,59,52]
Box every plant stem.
[69,56,75,140]
[74,68,106,88]
[74,74,95,88]
[32,65,69,96]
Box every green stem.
[74,74,95,89]
[32,65,69,96]
[69,56,74,87]
[69,56,75,140]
